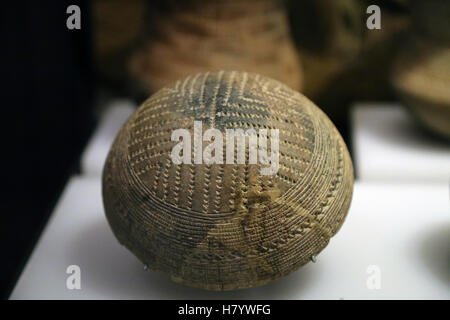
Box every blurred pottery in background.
[93,0,146,60]
[289,0,410,137]
[92,0,414,140]
[92,0,147,92]
[391,38,450,140]
[128,0,303,96]
[391,0,450,140]
[289,0,366,59]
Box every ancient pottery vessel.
[102,71,354,290]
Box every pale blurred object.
[289,0,410,130]
[352,103,450,183]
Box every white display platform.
[10,176,449,299]
[81,100,135,176]
[352,103,450,183]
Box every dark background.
[0,1,94,299]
